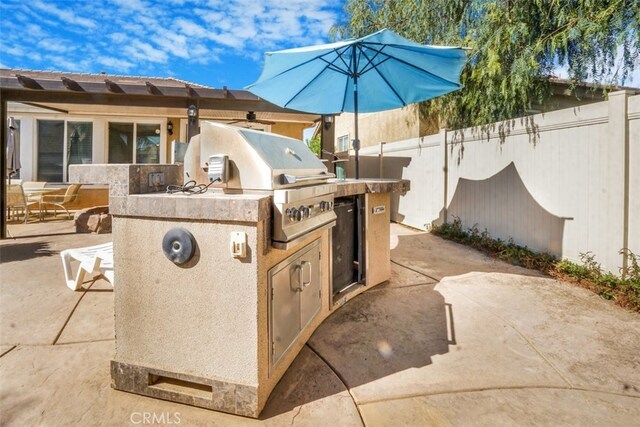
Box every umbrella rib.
[358,47,407,106]
[249,50,348,87]
[283,54,349,109]
[361,42,463,87]
[335,45,355,76]
[356,44,386,75]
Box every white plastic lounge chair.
[60,242,114,290]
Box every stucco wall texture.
[113,218,261,385]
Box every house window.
[108,122,160,164]
[37,120,94,182]
[336,134,350,153]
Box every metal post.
[1,98,7,239]
[379,141,386,178]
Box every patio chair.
[6,183,38,223]
[60,242,114,290]
[40,183,82,219]
[22,181,48,203]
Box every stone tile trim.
[69,164,184,195]
[333,179,410,197]
[111,360,259,418]
[69,164,271,222]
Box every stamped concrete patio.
[1,221,639,426]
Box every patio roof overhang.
[0,69,321,238]
[0,71,319,122]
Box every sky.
[0,0,345,89]
[0,0,637,90]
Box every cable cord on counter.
[166,179,220,195]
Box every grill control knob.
[300,206,309,219]
[320,200,332,211]
[295,209,303,221]
[286,208,297,222]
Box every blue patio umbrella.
[246,28,467,178]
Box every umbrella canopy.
[6,117,20,182]
[246,29,467,178]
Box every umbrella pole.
[352,61,364,283]
[353,80,360,180]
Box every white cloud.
[123,40,168,63]
[175,18,208,38]
[1,0,341,85]
[37,38,70,53]
[97,56,135,72]
[49,55,91,72]
[31,0,97,30]
[109,33,129,44]
[110,0,148,12]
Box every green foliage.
[432,218,640,311]
[432,216,556,272]
[331,0,640,129]
[306,134,321,156]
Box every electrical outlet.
[148,172,165,187]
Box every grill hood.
[184,122,333,191]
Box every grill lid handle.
[281,172,336,184]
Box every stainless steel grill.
[184,122,336,249]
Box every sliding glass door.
[37,120,93,182]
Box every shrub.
[431,218,639,312]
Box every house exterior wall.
[333,104,423,152]
[8,107,168,182]
[358,91,638,274]
[270,122,308,140]
[7,105,309,183]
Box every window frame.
[107,120,164,165]
[336,134,350,153]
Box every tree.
[331,0,639,129]
[306,134,322,156]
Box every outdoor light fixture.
[187,104,198,122]
[323,115,333,130]
[167,121,174,135]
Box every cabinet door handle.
[301,261,312,290]
[292,265,303,292]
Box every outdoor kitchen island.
[69,143,407,418]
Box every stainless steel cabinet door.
[269,239,322,369]
[270,258,301,366]
[300,242,321,329]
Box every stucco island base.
[69,164,406,418]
